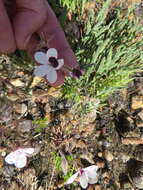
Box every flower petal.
[84,165,99,184]
[66,172,79,184]
[34,65,51,77]
[34,52,47,64]
[22,148,35,156]
[80,172,88,189]
[56,59,64,70]
[46,68,57,84]
[15,153,27,168]
[46,48,58,60]
[5,151,18,165]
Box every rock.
[30,76,43,87]
[103,151,114,162]
[128,160,143,189]
[121,154,130,163]
[94,184,102,190]
[98,152,103,157]
[10,78,25,87]
[138,110,143,120]
[14,103,27,115]
[17,120,32,134]
[87,185,95,190]
[7,92,19,101]
[136,121,143,128]
[0,97,13,123]
[131,96,143,110]
[48,87,61,98]
[44,102,51,113]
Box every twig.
[121,137,143,145]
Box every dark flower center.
[49,57,59,68]
[72,69,83,78]
[79,169,84,175]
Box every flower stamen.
[49,57,59,68]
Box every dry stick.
[121,137,143,145]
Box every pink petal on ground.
[5,151,18,165]
[80,171,89,189]
[15,153,27,168]
[22,148,35,156]
[66,172,79,184]
[84,165,99,184]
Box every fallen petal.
[5,151,18,165]
[15,153,27,168]
[22,148,35,156]
[34,52,47,64]
[66,172,79,184]
[46,48,58,60]
[80,171,89,189]
[84,165,99,184]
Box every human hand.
[0,0,16,53]
[1,0,78,86]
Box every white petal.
[5,151,18,165]
[80,172,88,189]
[15,153,27,168]
[84,165,99,184]
[22,148,34,156]
[56,59,64,70]
[66,172,79,184]
[46,48,58,60]
[84,165,98,172]
[34,65,51,77]
[34,52,47,64]
[46,68,57,84]
[88,175,99,184]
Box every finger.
[0,0,16,53]
[37,2,78,69]
[14,0,47,49]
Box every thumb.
[0,0,16,53]
[14,0,47,49]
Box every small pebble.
[103,151,114,162]
[98,152,103,157]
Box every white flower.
[66,165,99,189]
[5,148,34,168]
[34,48,64,84]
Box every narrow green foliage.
[33,118,49,133]
[60,0,87,14]
[62,0,143,112]
[52,152,75,182]
[10,50,34,70]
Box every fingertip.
[0,44,16,54]
[0,0,16,53]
